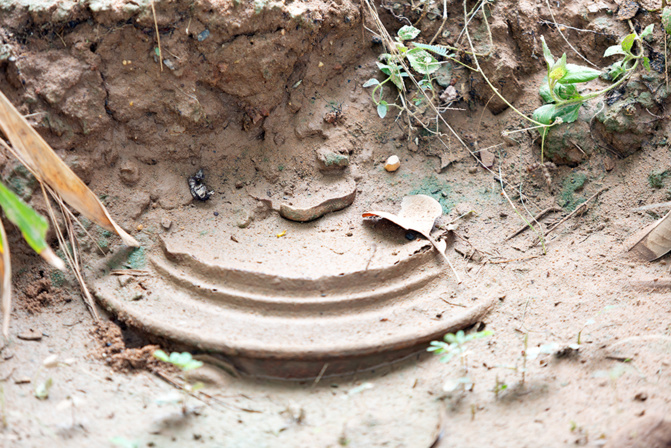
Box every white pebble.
[384,155,401,172]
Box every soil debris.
[92,321,161,373]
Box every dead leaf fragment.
[363,195,461,282]
[0,89,138,247]
[630,210,671,261]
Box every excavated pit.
[0,0,502,379]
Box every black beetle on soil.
[188,169,214,201]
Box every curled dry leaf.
[363,195,461,282]
[630,210,671,261]
[0,89,139,247]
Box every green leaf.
[377,101,388,118]
[621,33,636,53]
[560,64,602,83]
[412,42,450,57]
[532,102,581,126]
[363,78,379,87]
[539,79,579,103]
[540,36,554,70]
[397,25,421,41]
[376,62,392,76]
[153,350,169,362]
[549,54,567,81]
[0,182,48,255]
[663,7,671,34]
[643,56,651,71]
[606,61,625,81]
[603,45,625,58]
[640,24,654,39]
[406,48,440,75]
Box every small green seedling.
[428,329,493,392]
[153,350,203,413]
[364,25,441,118]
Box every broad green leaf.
[363,78,379,87]
[604,45,625,58]
[549,54,567,81]
[397,25,421,41]
[0,89,139,247]
[643,57,651,71]
[377,101,388,118]
[621,33,636,53]
[540,36,554,69]
[0,182,49,256]
[376,62,392,76]
[640,24,654,39]
[663,7,671,34]
[532,102,581,125]
[560,64,602,83]
[406,48,440,75]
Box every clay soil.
[2,0,671,446]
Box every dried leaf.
[630,210,671,261]
[0,219,10,339]
[363,195,460,282]
[0,89,138,247]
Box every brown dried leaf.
[630,210,671,261]
[0,89,138,247]
[363,195,461,282]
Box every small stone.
[237,211,253,228]
[119,159,141,186]
[384,155,401,172]
[161,218,172,230]
[136,224,143,231]
[604,156,615,172]
[14,376,31,385]
[468,166,478,174]
[235,181,244,189]
[17,329,42,341]
[479,149,496,168]
[316,148,349,171]
[634,391,648,401]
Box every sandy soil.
[2,0,671,446]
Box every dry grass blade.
[0,89,139,247]
[40,184,100,320]
[0,220,10,339]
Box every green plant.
[428,329,493,391]
[533,26,653,162]
[363,25,441,118]
[153,350,203,413]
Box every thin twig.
[490,255,541,264]
[544,0,598,68]
[544,187,609,236]
[505,206,562,241]
[150,0,164,72]
[313,363,329,386]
